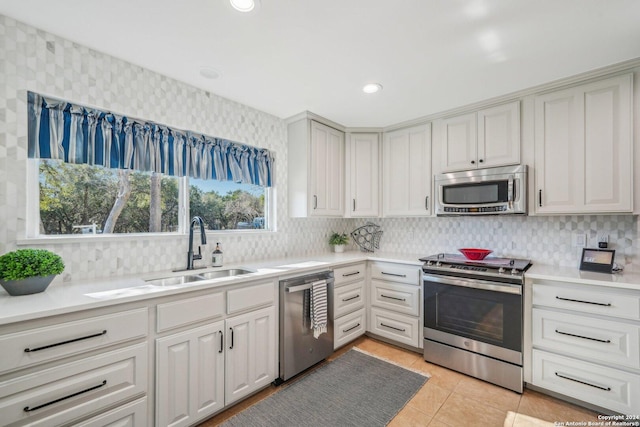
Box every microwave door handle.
[508,175,514,209]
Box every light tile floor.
[200,336,602,427]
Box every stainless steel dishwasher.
[277,271,334,383]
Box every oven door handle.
[422,273,522,295]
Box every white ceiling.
[1,0,640,127]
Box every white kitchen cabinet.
[333,262,367,349]
[156,323,225,427]
[530,279,640,414]
[346,133,379,217]
[225,306,276,405]
[367,262,422,348]
[534,74,633,214]
[288,118,345,217]
[382,124,432,216]
[439,101,520,173]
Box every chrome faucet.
[186,216,207,270]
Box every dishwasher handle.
[286,283,315,293]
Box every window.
[34,160,271,236]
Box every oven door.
[423,273,522,365]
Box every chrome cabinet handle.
[219,330,224,353]
[342,295,360,302]
[554,372,611,391]
[24,380,107,412]
[381,272,406,278]
[342,271,360,277]
[343,323,361,333]
[555,296,611,307]
[555,329,611,344]
[380,323,406,332]
[24,330,107,353]
[229,327,234,349]
[381,294,406,301]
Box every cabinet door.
[382,124,432,216]
[156,322,225,427]
[347,133,379,217]
[534,74,632,214]
[225,306,276,405]
[477,101,520,168]
[440,113,477,172]
[310,121,344,216]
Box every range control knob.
[511,268,519,275]
[498,267,506,274]
[426,261,433,266]
[436,261,442,267]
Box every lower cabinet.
[369,307,420,347]
[333,263,367,350]
[156,306,276,427]
[334,308,366,349]
[75,397,148,427]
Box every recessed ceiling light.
[200,67,221,79]
[230,0,258,12]
[363,83,383,94]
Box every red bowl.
[459,248,492,260]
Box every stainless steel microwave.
[434,165,527,216]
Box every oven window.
[442,181,508,205]
[424,282,521,352]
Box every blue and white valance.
[27,92,274,187]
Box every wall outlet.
[597,234,609,248]
[572,233,586,247]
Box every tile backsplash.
[0,15,638,283]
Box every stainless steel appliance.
[434,164,527,216]
[421,253,531,393]
[277,271,334,383]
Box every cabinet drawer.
[370,262,420,285]
[533,308,640,369]
[0,343,147,427]
[157,292,224,332]
[533,281,640,320]
[334,263,366,286]
[0,308,148,375]
[334,308,366,350]
[371,280,420,316]
[74,397,148,427]
[334,281,365,318]
[227,281,275,314]
[369,307,420,347]
[532,349,640,414]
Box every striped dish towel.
[310,280,328,339]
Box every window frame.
[25,159,276,241]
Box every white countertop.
[526,264,640,290]
[2,251,638,326]
[0,251,424,326]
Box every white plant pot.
[333,244,345,253]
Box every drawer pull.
[381,294,406,302]
[24,330,107,353]
[342,295,360,302]
[229,327,234,350]
[555,296,611,307]
[554,372,611,391]
[555,329,611,344]
[381,323,406,332]
[343,323,361,333]
[342,271,360,277]
[24,380,107,412]
[219,330,224,353]
[381,272,407,278]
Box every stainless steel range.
[420,253,531,393]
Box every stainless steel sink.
[145,275,206,287]
[197,268,254,279]
[146,268,255,286]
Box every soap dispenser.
[212,242,223,267]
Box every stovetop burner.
[419,253,532,283]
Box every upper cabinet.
[439,101,521,173]
[288,119,345,217]
[346,133,379,217]
[382,124,432,216]
[534,74,633,214]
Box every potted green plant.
[0,249,65,296]
[329,232,349,253]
